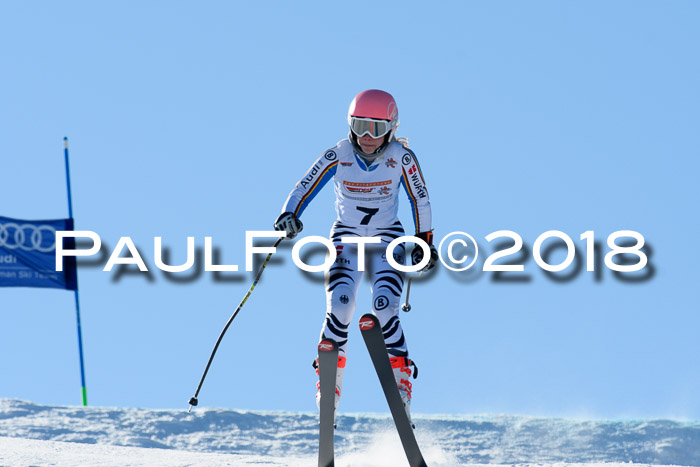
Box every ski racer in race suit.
[274,89,438,417]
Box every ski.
[317,339,338,467]
[359,314,428,467]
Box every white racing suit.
[281,138,432,358]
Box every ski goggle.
[350,117,393,138]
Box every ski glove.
[411,231,438,272]
[274,212,304,240]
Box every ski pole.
[188,236,284,412]
[401,271,424,312]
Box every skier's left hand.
[412,232,438,272]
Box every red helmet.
[347,90,399,142]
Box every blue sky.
[1,1,699,419]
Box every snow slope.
[0,399,698,466]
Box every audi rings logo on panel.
[0,222,57,252]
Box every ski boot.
[390,356,418,428]
[313,355,346,412]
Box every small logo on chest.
[385,157,397,168]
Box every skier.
[274,89,437,421]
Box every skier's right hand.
[412,231,438,272]
[274,212,304,240]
